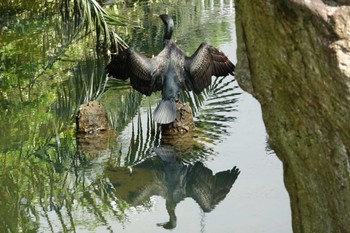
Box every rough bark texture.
[234,0,350,232]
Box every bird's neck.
[164,30,172,42]
[163,20,174,41]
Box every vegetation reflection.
[0,0,238,232]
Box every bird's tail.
[153,99,177,124]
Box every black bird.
[106,14,235,124]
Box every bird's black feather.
[105,14,235,124]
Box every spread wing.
[105,47,164,96]
[184,42,235,94]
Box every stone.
[76,100,109,133]
[160,102,194,152]
[161,102,194,135]
[235,0,350,232]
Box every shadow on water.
[0,0,245,232]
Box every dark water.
[0,0,291,232]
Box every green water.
[0,0,291,232]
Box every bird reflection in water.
[106,145,240,230]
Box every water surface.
[0,0,292,232]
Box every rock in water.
[161,102,194,135]
[160,102,194,152]
[76,100,109,133]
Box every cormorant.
[106,14,235,124]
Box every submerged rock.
[235,0,350,232]
[76,100,109,133]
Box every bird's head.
[157,14,174,41]
[158,14,171,24]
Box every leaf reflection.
[0,0,239,231]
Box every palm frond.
[182,76,240,142]
[61,0,128,48]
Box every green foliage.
[60,0,128,47]
[0,0,237,232]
